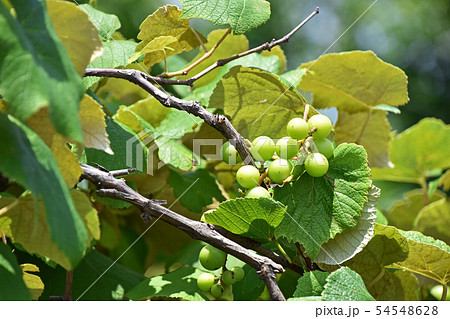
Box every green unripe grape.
[287,118,309,140]
[430,285,450,301]
[199,244,227,270]
[313,138,334,159]
[276,137,298,159]
[236,165,260,189]
[197,273,216,291]
[221,270,237,285]
[220,141,242,165]
[231,266,244,282]
[308,114,332,139]
[210,284,224,298]
[246,186,271,199]
[259,286,270,301]
[268,158,292,184]
[251,136,276,161]
[305,153,329,177]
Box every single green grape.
[221,270,236,285]
[307,114,332,139]
[197,273,216,291]
[304,153,329,177]
[199,244,227,270]
[246,186,271,199]
[313,138,334,159]
[268,158,292,184]
[276,136,298,159]
[210,284,224,298]
[287,118,309,140]
[259,286,270,301]
[220,141,242,165]
[236,165,260,189]
[251,136,276,161]
[231,266,244,282]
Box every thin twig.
[80,163,285,300]
[162,27,232,78]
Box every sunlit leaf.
[79,3,121,41]
[21,264,44,300]
[0,244,32,300]
[291,270,329,299]
[322,267,375,301]
[415,198,450,245]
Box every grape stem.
[441,283,448,301]
[80,163,288,300]
[273,238,292,264]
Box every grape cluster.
[220,113,335,198]
[196,244,245,298]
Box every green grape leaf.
[126,266,207,301]
[156,138,200,171]
[0,244,32,301]
[372,118,450,184]
[83,40,137,89]
[390,231,450,285]
[211,66,313,140]
[275,143,371,259]
[156,108,200,139]
[314,184,380,265]
[79,4,121,41]
[180,0,270,35]
[0,114,88,268]
[179,29,248,88]
[335,109,392,168]
[232,264,265,300]
[0,0,83,142]
[299,51,409,113]
[204,198,286,243]
[344,224,410,300]
[415,198,450,244]
[73,250,145,301]
[292,270,330,298]
[85,118,148,172]
[134,5,206,66]
[168,169,225,213]
[386,189,445,231]
[322,267,375,301]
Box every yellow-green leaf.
[179,29,249,88]
[131,35,181,67]
[415,198,450,245]
[335,109,392,167]
[79,94,113,155]
[438,170,450,191]
[261,45,286,74]
[135,5,205,66]
[210,66,312,140]
[21,264,44,300]
[0,191,99,270]
[386,189,446,231]
[299,51,409,113]
[47,0,103,76]
[390,231,450,285]
[26,108,82,187]
[372,118,450,184]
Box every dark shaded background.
[86,0,450,132]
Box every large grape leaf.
[390,231,450,285]
[169,169,225,213]
[134,5,205,66]
[372,118,450,184]
[386,189,445,231]
[344,224,412,300]
[314,184,379,265]
[232,264,265,301]
[335,109,392,168]
[79,3,121,41]
[0,191,98,270]
[274,143,371,259]
[0,114,88,268]
[204,198,286,243]
[47,0,103,76]
[291,270,330,299]
[322,267,375,301]
[211,66,312,140]
[126,266,207,301]
[415,198,450,245]
[299,51,409,113]
[0,0,83,142]
[0,244,32,301]
[83,40,137,89]
[180,0,270,35]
